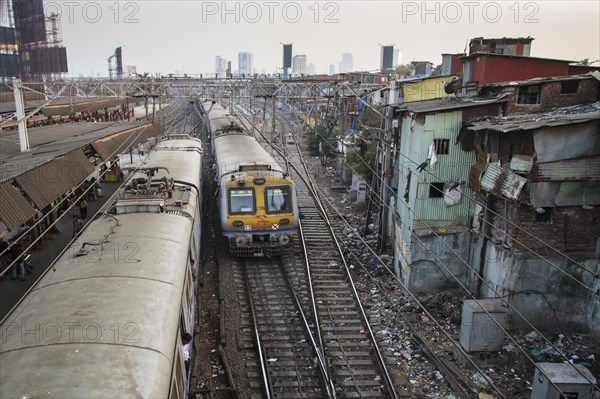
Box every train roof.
[0,213,193,398]
[213,134,283,177]
[144,143,203,190]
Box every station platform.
[0,150,149,321]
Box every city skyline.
[10,1,598,77]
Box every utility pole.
[271,95,276,143]
[12,78,30,152]
[378,81,398,252]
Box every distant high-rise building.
[307,63,316,75]
[393,48,401,68]
[1,0,68,82]
[292,54,307,75]
[226,61,232,78]
[328,64,335,75]
[282,44,292,69]
[380,45,394,71]
[339,53,353,73]
[215,56,227,77]
[238,52,253,76]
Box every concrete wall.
[468,239,600,342]
[404,231,470,291]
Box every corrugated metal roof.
[510,154,533,173]
[1,122,156,182]
[555,181,600,206]
[15,166,62,209]
[14,149,96,209]
[0,182,37,230]
[394,96,506,114]
[480,161,527,201]
[92,124,158,161]
[534,156,600,181]
[41,98,127,117]
[466,102,600,133]
[530,182,560,208]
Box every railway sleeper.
[336,391,388,398]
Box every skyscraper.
[307,63,316,75]
[215,56,226,78]
[380,45,394,71]
[393,49,401,68]
[1,0,68,82]
[238,52,253,76]
[292,54,307,75]
[339,53,353,73]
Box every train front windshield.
[266,186,291,214]
[229,188,255,214]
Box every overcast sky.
[39,0,600,76]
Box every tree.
[307,124,337,157]
[431,64,443,76]
[345,142,376,182]
[394,64,412,76]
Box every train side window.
[168,339,185,399]
[228,188,255,214]
[265,186,292,214]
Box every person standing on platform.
[10,241,25,281]
[73,217,83,237]
[78,199,88,219]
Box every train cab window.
[228,188,255,214]
[266,186,292,214]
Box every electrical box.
[459,299,507,352]
[531,362,596,399]
[356,183,368,204]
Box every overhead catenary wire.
[304,94,596,279]
[0,103,192,278]
[235,96,599,397]
[298,119,600,392]
[306,116,600,295]
[1,103,198,323]
[260,101,599,394]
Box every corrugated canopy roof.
[394,96,507,114]
[466,102,600,133]
[0,121,158,232]
[0,182,37,230]
[1,121,157,182]
[41,98,128,117]
[92,124,158,160]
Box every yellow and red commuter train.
[203,101,298,256]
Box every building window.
[535,207,552,223]
[429,182,445,198]
[517,85,542,105]
[434,139,450,155]
[560,81,579,95]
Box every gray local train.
[0,137,203,399]
[203,101,299,256]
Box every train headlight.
[237,180,245,186]
[279,218,290,225]
[253,177,265,185]
[232,220,243,227]
[278,235,290,245]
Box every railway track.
[233,102,400,398]
[241,257,329,398]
